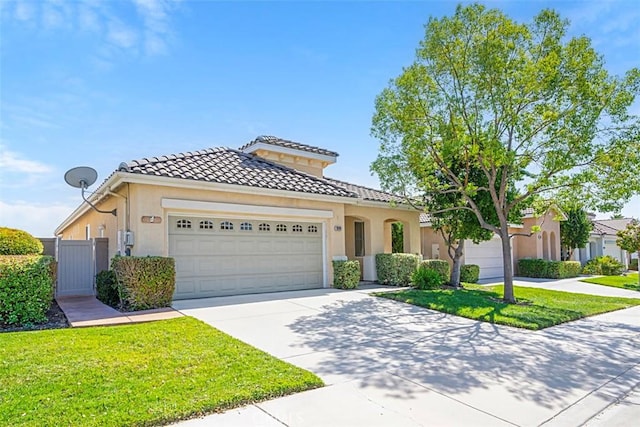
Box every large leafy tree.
[371,4,640,303]
[560,206,592,260]
[617,220,640,287]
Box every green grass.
[376,285,640,330]
[580,273,640,291]
[0,317,323,426]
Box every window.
[276,224,287,232]
[240,222,253,231]
[292,224,303,233]
[199,220,214,230]
[177,219,192,229]
[258,223,271,232]
[308,225,318,233]
[355,221,365,257]
[220,221,234,230]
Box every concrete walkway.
[56,296,183,327]
[171,283,640,427]
[478,276,640,299]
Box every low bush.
[412,265,444,290]
[96,269,119,307]
[460,264,480,283]
[112,256,175,311]
[0,227,43,255]
[420,259,450,284]
[582,256,624,276]
[332,260,360,289]
[0,255,55,325]
[629,259,638,271]
[518,259,582,279]
[375,253,421,286]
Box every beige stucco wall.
[514,211,561,262]
[254,150,327,177]
[57,180,421,285]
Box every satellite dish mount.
[64,166,117,216]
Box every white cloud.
[14,0,34,21]
[107,19,139,49]
[0,146,53,174]
[0,200,75,237]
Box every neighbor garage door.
[465,235,505,280]
[169,216,324,299]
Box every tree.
[371,4,640,303]
[560,207,592,260]
[617,220,640,287]
[391,222,404,253]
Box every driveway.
[172,283,640,427]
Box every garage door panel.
[465,236,507,280]
[169,217,324,299]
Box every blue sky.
[1,0,638,237]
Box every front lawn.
[580,273,640,291]
[0,317,323,426]
[376,285,640,330]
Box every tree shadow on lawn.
[286,295,640,417]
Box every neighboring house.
[572,217,633,268]
[420,208,566,280]
[55,136,421,299]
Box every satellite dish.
[64,166,98,189]
[63,166,116,216]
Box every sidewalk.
[56,296,183,327]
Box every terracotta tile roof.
[239,135,339,158]
[420,213,431,224]
[592,218,633,235]
[324,177,407,203]
[119,147,355,198]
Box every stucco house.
[571,217,634,268]
[420,208,566,280]
[55,136,421,299]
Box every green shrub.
[332,260,360,289]
[411,266,444,290]
[0,227,43,255]
[460,264,480,283]
[375,253,421,286]
[582,256,624,276]
[112,256,175,311]
[518,258,582,279]
[0,255,55,325]
[420,259,450,284]
[96,270,119,308]
[630,259,638,271]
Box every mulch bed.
[1,300,69,333]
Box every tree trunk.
[500,226,516,303]
[450,240,464,288]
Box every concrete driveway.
[172,283,640,427]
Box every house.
[420,208,566,280]
[55,136,421,299]
[572,217,634,268]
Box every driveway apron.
[173,284,640,427]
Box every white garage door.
[169,216,324,299]
[465,235,505,280]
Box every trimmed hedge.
[0,255,55,325]
[112,256,175,311]
[412,265,444,290]
[420,259,450,284]
[582,256,624,276]
[0,227,43,255]
[460,264,480,283]
[518,258,581,279]
[332,260,360,289]
[375,253,421,286]
[96,270,119,307]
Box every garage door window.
[177,219,191,229]
[292,224,303,233]
[276,224,287,232]
[240,222,253,231]
[308,225,318,233]
[258,223,270,232]
[220,221,234,230]
[199,220,214,230]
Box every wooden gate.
[43,238,108,297]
